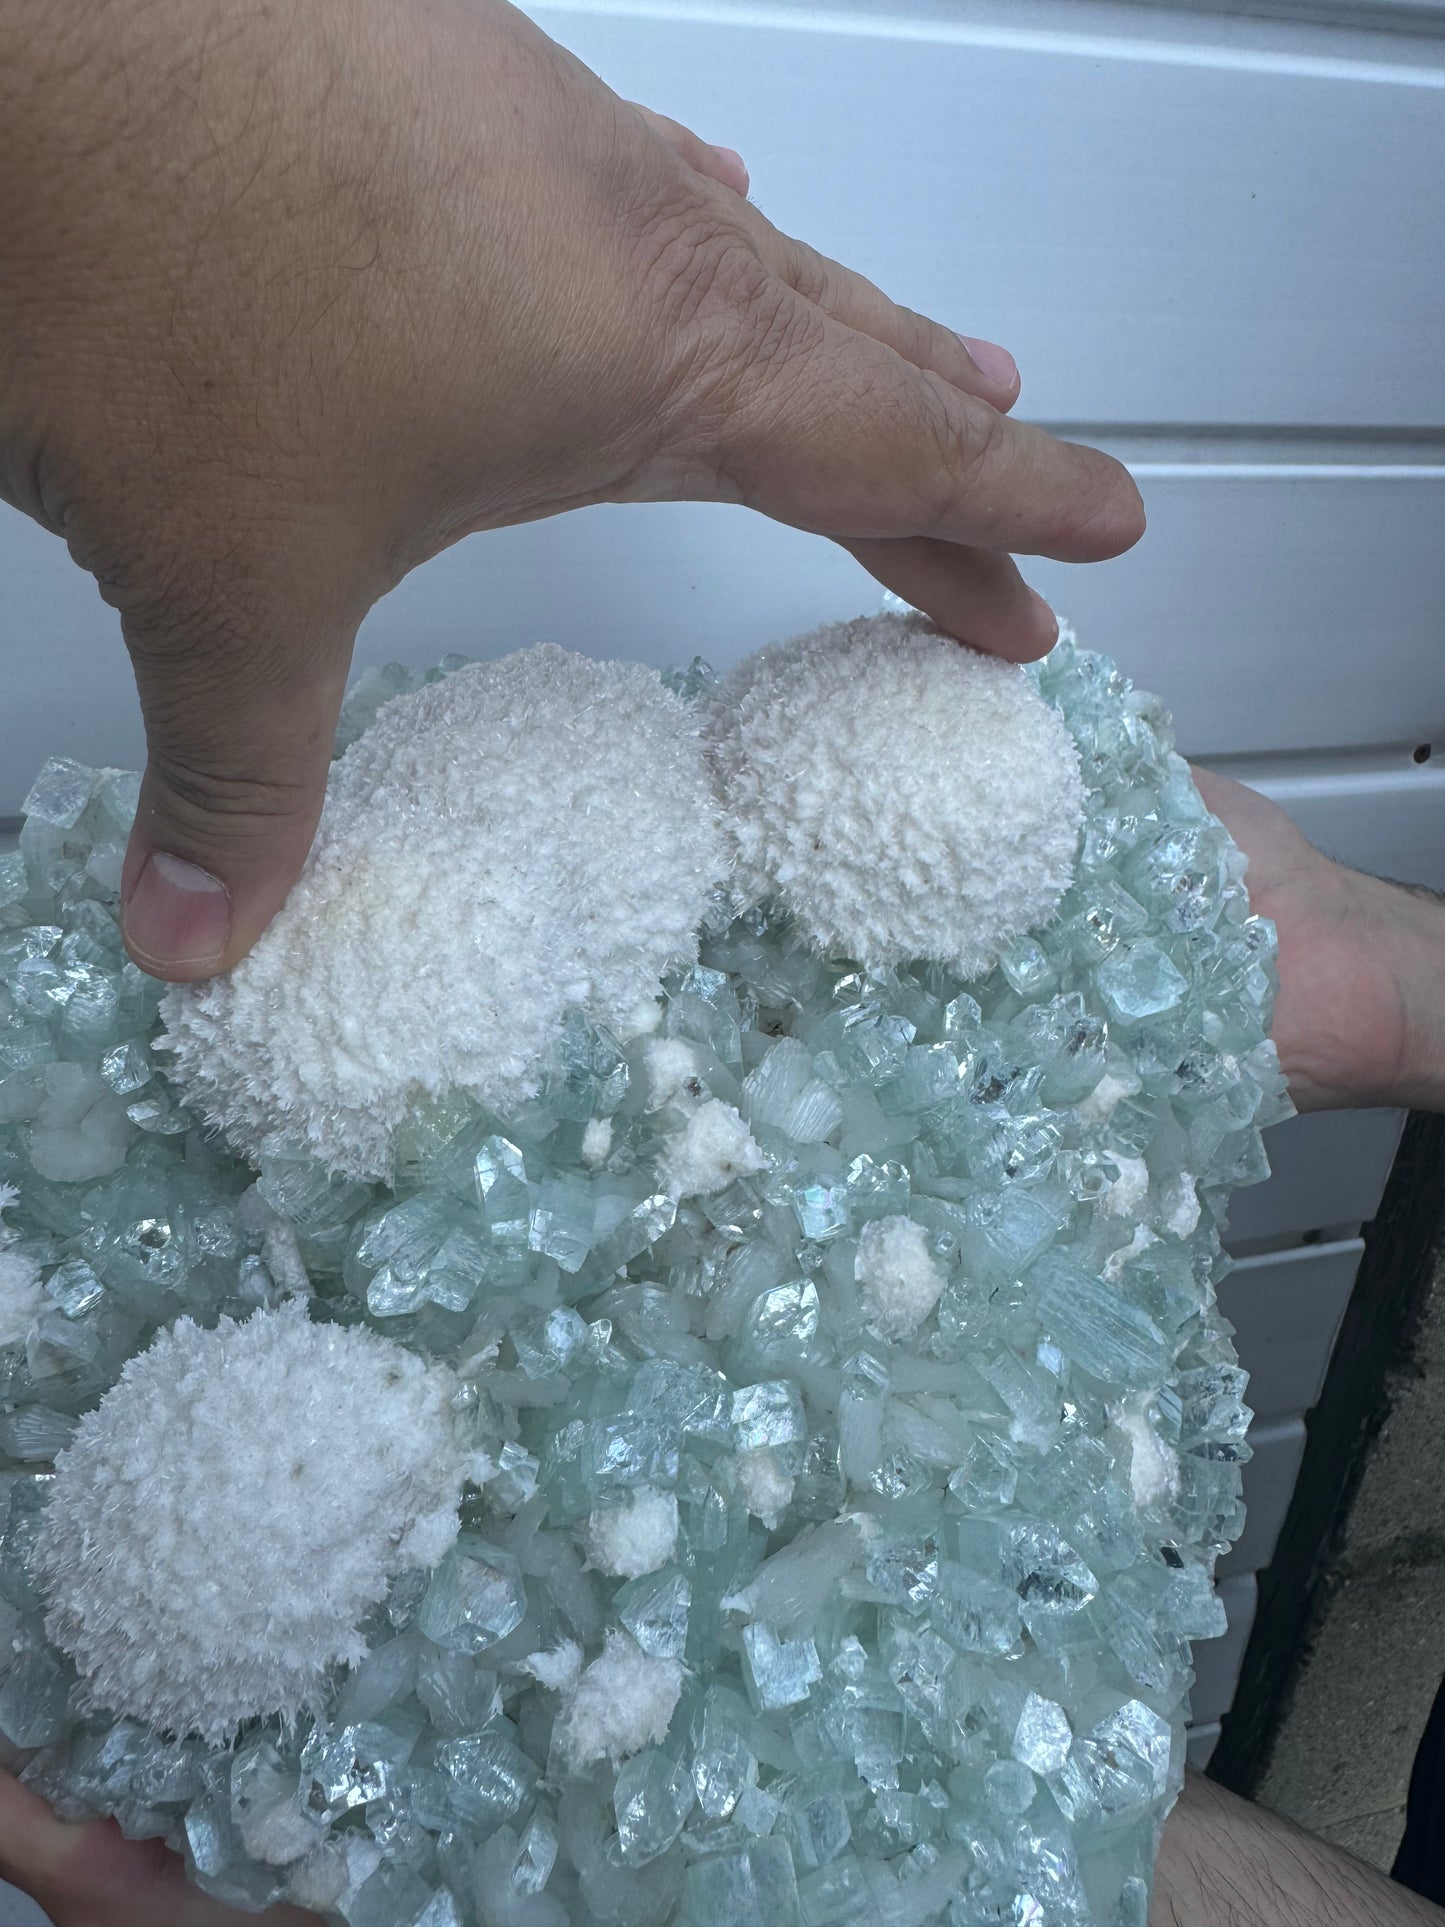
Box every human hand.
[1151,1770,1445,1926]
[0,1767,322,1927]
[1193,767,1445,1113]
[0,0,1143,985]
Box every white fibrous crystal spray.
[30,1302,483,1742]
[709,612,1085,976]
[552,1630,686,1771]
[657,1098,767,1198]
[854,1214,945,1336]
[161,648,726,1182]
[584,1488,680,1579]
[0,1186,43,1350]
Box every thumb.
[118,604,356,982]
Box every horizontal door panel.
[1192,1572,1258,1723]
[1221,1417,1309,1574]
[9,461,1439,806]
[1224,1108,1404,1245]
[529,0,1445,427]
[1029,472,1445,756]
[1218,1241,1363,1422]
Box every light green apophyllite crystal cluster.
[0,635,1289,1927]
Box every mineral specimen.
[0,618,1288,1926]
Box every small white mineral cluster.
[0,1184,45,1351]
[0,620,1288,1927]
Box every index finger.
[716,288,1144,562]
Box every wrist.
[1344,867,1445,1111]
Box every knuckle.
[147,744,315,843]
[896,302,949,372]
[701,286,827,471]
[650,246,827,464]
[780,237,831,311]
[921,383,1008,531]
[628,190,766,335]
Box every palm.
[1192,768,1407,1111]
[0,1769,320,1927]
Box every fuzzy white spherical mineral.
[161,647,725,1182]
[30,1302,480,1744]
[584,1487,680,1579]
[709,613,1085,976]
[0,1246,44,1351]
[553,1630,686,1770]
[0,1185,44,1350]
[854,1214,946,1337]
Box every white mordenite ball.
[30,1302,484,1743]
[0,1188,44,1350]
[0,1247,44,1350]
[657,1099,766,1198]
[584,1488,680,1579]
[734,1447,796,1531]
[854,1215,945,1336]
[709,613,1085,976]
[161,648,725,1182]
[552,1630,686,1770]
[644,1037,701,1110]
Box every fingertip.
[1069,454,1147,561]
[956,334,1020,410]
[709,144,750,196]
[1021,587,1060,659]
[932,585,1057,663]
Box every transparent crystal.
[985,1758,1037,1817]
[692,1686,757,1820]
[1033,1254,1171,1391]
[513,1810,558,1893]
[731,1379,807,1452]
[1095,942,1189,1024]
[473,1135,530,1250]
[741,1623,823,1711]
[1012,1692,1073,1774]
[432,1731,536,1824]
[22,758,95,829]
[616,1567,691,1658]
[0,1643,70,1746]
[790,1181,850,1243]
[416,1539,527,1654]
[613,1745,695,1864]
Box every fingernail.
[710,144,750,194]
[958,335,1018,388]
[123,851,231,974]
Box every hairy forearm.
[1152,1773,1445,1927]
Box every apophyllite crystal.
[0,615,1288,1926]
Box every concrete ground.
[1254,1244,1445,1867]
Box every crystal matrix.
[0,623,1287,1925]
